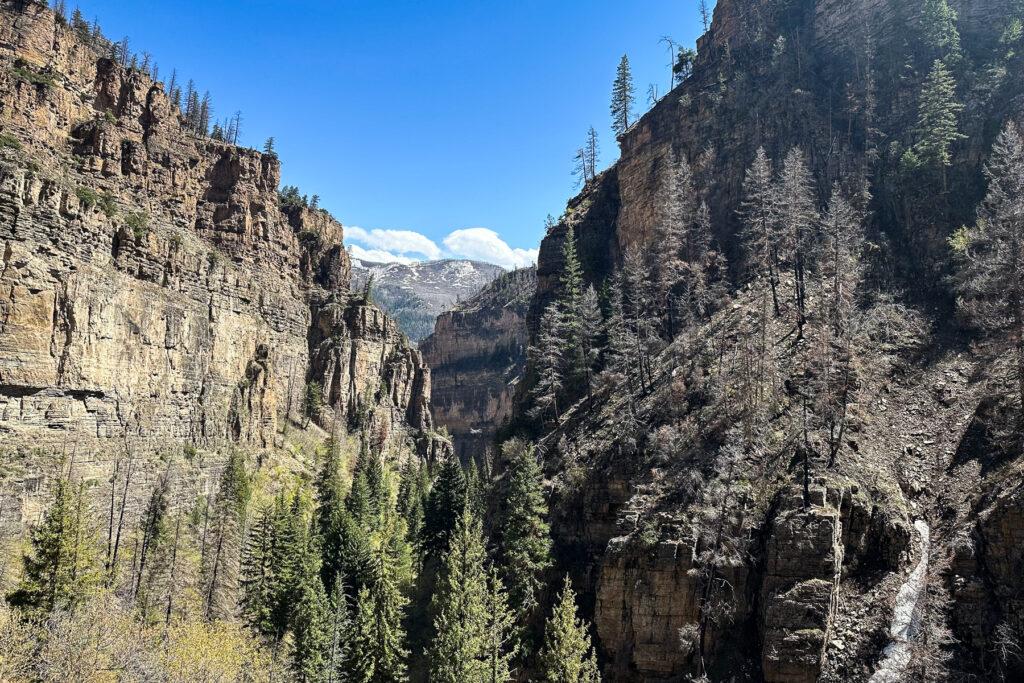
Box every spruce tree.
[429,507,491,683]
[558,227,588,397]
[610,55,635,137]
[8,478,100,616]
[327,574,354,683]
[657,155,697,336]
[539,576,601,683]
[911,59,965,175]
[482,567,517,683]
[240,504,277,637]
[529,304,565,424]
[496,439,551,627]
[580,285,604,396]
[421,453,466,563]
[316,437,348,589]
[202,450,251,620]
[292,543,332,683]
[921,0,962,61]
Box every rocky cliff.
[520,0,1024,681]
[0,1,434,531]
[420,267,535,463]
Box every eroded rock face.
[420,268,535,462]
[0,0,432,530]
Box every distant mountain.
[350,258,506,342]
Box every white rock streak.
[869,520,931,682]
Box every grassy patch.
[0,133,22,151]
[12,60,56,88]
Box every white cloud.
[346,226,442,260]
[443,228,539,269]
[348,244,417,265]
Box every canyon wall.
[420,267,535,463]
[0,0,433,531]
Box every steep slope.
[0,1,437,529]
[420,267,535,462]
[350,258,504,343]
[512,0,1024,681]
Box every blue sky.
[77,0,706,267]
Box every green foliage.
[279,184,308,210]
[421,454,467,563]
[496,439,552,627]
[920,0,962,61]
[124,211,149,240]
[291,544,332,682]
[610,54,635,137]
[305,381,324,423]
[539,576,601,683]
[8,478,101,616]
[11,59,56,88]
[910,60,966,170]
[429,507,514,683]
[348,546,410,682]
[75,186,99,210]
[98,191,117,218]
[0,132,22,150]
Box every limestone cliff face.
[0,1,432,527]
[420,267,535,462]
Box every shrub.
[75,186,99,209]
[0,133,22,150]
[12,59,56,88]
[97,191,117,218]
[124,211,149,240]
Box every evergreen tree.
[133,476,170,615]
[315,438,348,589]
[739,147,782,316]
[355,546,410,682]
[428,507,491,683]
[292,543,332,683]
[580,285,604,396]
[8,478,100,616]
[240,504,277,636]
[496,439,552,627]
[921,0,962,61]
[529,304,565,424]
[482,567,517,683]
[778,148,818,340]
[558,227,588,396]
[264,136,277,157]
[585,126,600,181]
[610,55,635,137]
[657,154,697,336]
[328,574,354,683]
[421,454,467,563]
[202,450,251,620]
[539,576,601,683]
[908,59,965,181]
[952,122,1024,424]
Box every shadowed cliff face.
[0,0,435,531]
[420,267,535,463]
[515,0,1024,680]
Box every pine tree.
[580,285,604,396]
[133,477,170,615]
[778,148,819,339]
[921,0,962,61]
[316,438,348,590]
[355,546,410,682]
[698,0,712,32]
[610,55,635,137]
[585,126,600,181]
[240,504,277,636]
[529,304,565,424]
[429,507,491,683]
[264,137,277,157]
[911,59,965,178]
[496,439,552,627]
[622,246,660,391]
[952,122,1024,424]
[739,147,783,316]
[421,454,467,563]
[539,576,601,683]
[292,543,332,683]
[327,574,354,683]
[605,270,641,400]
[198,91,212,137]
[558,227,588,397]
[8,478,100,616]
[203,450,251,620]
[482,567,517,683]
[657,154,697,336]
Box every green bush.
[11,60,56,88]
[0,133,22,150]
[97,191,117,218]
[75,186,99,209]
[125,211,149,240]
